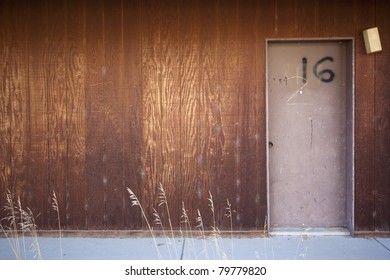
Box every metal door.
[267,40,350,229]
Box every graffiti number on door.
[286,56,335,105]
[302,56,335,83]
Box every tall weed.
[0,189,42,259]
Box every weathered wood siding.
[0,0,389,232]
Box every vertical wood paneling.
[122,0,143,228]
[238,0,261,229]
[375,0,390,231]
[1,0,390,233]
[275,0,296,37]
[296,0,317,37]
[316,0,335,37]
[237,0,250,228]
[27,0,49,226]
[333,0,355,37]
[9,0,29,217]
[103,0,124,229]
[159,0,182,226]
[47,0,67,228]
[354,0,375,231]
[141,0,163,218]
[85,0,105,229]
[66,0,87,229]
[198,0,222,227]
[178,0,201,224]
[0,0,29,211]
[214,0,240,228]
[0,0,10,210]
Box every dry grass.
[126,184,235,259]
[126,187,162,259]
[207,191,227,259]
[0,189,42,259]
[157,183,179,259]
[195,209,209,258]
[51,190,63,259]
[1,184,253,260]
[225,199,235,258]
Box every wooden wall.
[0,0,389,232]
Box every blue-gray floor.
[1,236,389,260]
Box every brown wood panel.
[0,0,30,221]
[354,0,375,231]
[103,0,125,229]
[198,0,223,228]
[47,0,67,229]
[296,0,317,37]
[258,0,276,38]
[237,0,262,229]
[316,0,335,37]
[1,0,390,232]
[374,0,390,231]
[178,0,202,227]
[7,0,29,212]
[66,0,87,229]
[219,0,241,229]
[221,1,238,228]
[85,0,105,229]
[158,0,182,227]
[212,0,240,229]
[275,0,296,37]
[141,0,164,220]
[333,0,355,37]
[122,0,143,229]
[0,0,11,213]
[27,0,49,227]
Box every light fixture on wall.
[362,27,382,54]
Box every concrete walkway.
[1,235,390,260]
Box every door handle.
[269,141,274,148]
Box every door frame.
[265,38,355,235]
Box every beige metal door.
[267,40,349,229]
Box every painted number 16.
[302,56,335,83]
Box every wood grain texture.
[333,0,355,37]
[354,0,375,231]
[317,0,335,37]
[374,0,390,231]
[275,0,296,37]
[7,0,29,212]
[198,0,223,228]
[158,0,182,227]
[47,0,67,229]
[66,0,87,229]
[12,1,29,214]
[178,0,201,226]
[122,0,143,229]
[258,0,276,37]
[141,0,164,223]
[238,0,262,229]
[1,0,390,232]
[205,0,238,229]
[296,0,317,37]
[220,0,241,229]
[27,0,49,227]
[0,0,10,213]
[103,0,125,229]
[85,0,105,229]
